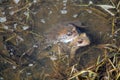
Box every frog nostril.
[66,32,72,36]
[72,30,76,33]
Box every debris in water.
[12,66,17,69]
[3,25,8,30]
[24,11,29,16]
[14,23,17,29]
[33,44,38,48]
[0,17,6,23]
[60,9,67,14]
[0,77,4,80]
[26,72,32,76]
[97,5,115,16]
[28,63,33,67]
[89,1,93,5]
[33,0,37,3]
[73,14,78,18]
[40,19,46,23]
[86,9,92,13]
[50,55,57,61]
[22,26,29,30]
[13,0,20,4]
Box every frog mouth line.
[57,35,78,43]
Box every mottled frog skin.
[45,23,88,44]
[57,24,79,43]
[69,33,90,48]
[44,22,90,59]
[45,23,78,44]
[69,33,90,59]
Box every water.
[0,0,119,80]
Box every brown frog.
[69,33,90,59]
[44,22,90,60]
[45,23,79,44]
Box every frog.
[69,33,90,59]
[44,23,90,60]
[44,23,79,44]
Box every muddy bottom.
[0,0,120,80]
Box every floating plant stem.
[97,5,115,16]
[112,17,115,35]
[29,31,43,38]
[68,70,97,80]
[12,3,32,14]
[108,58,116,69]
[0,53,18,66]
[109,0,116,8]
[116,72,120,80]
[5,33,16,42]
[70,64,77,77]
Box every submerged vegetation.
[0,0,120,80]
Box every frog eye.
[77,39,83,44]
[72,30,76,33]
[66,32,72,36]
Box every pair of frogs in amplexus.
[57,23,90,48]
[51,23,91,59]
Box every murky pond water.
[0,0,120,80]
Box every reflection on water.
[0,0,120,80]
